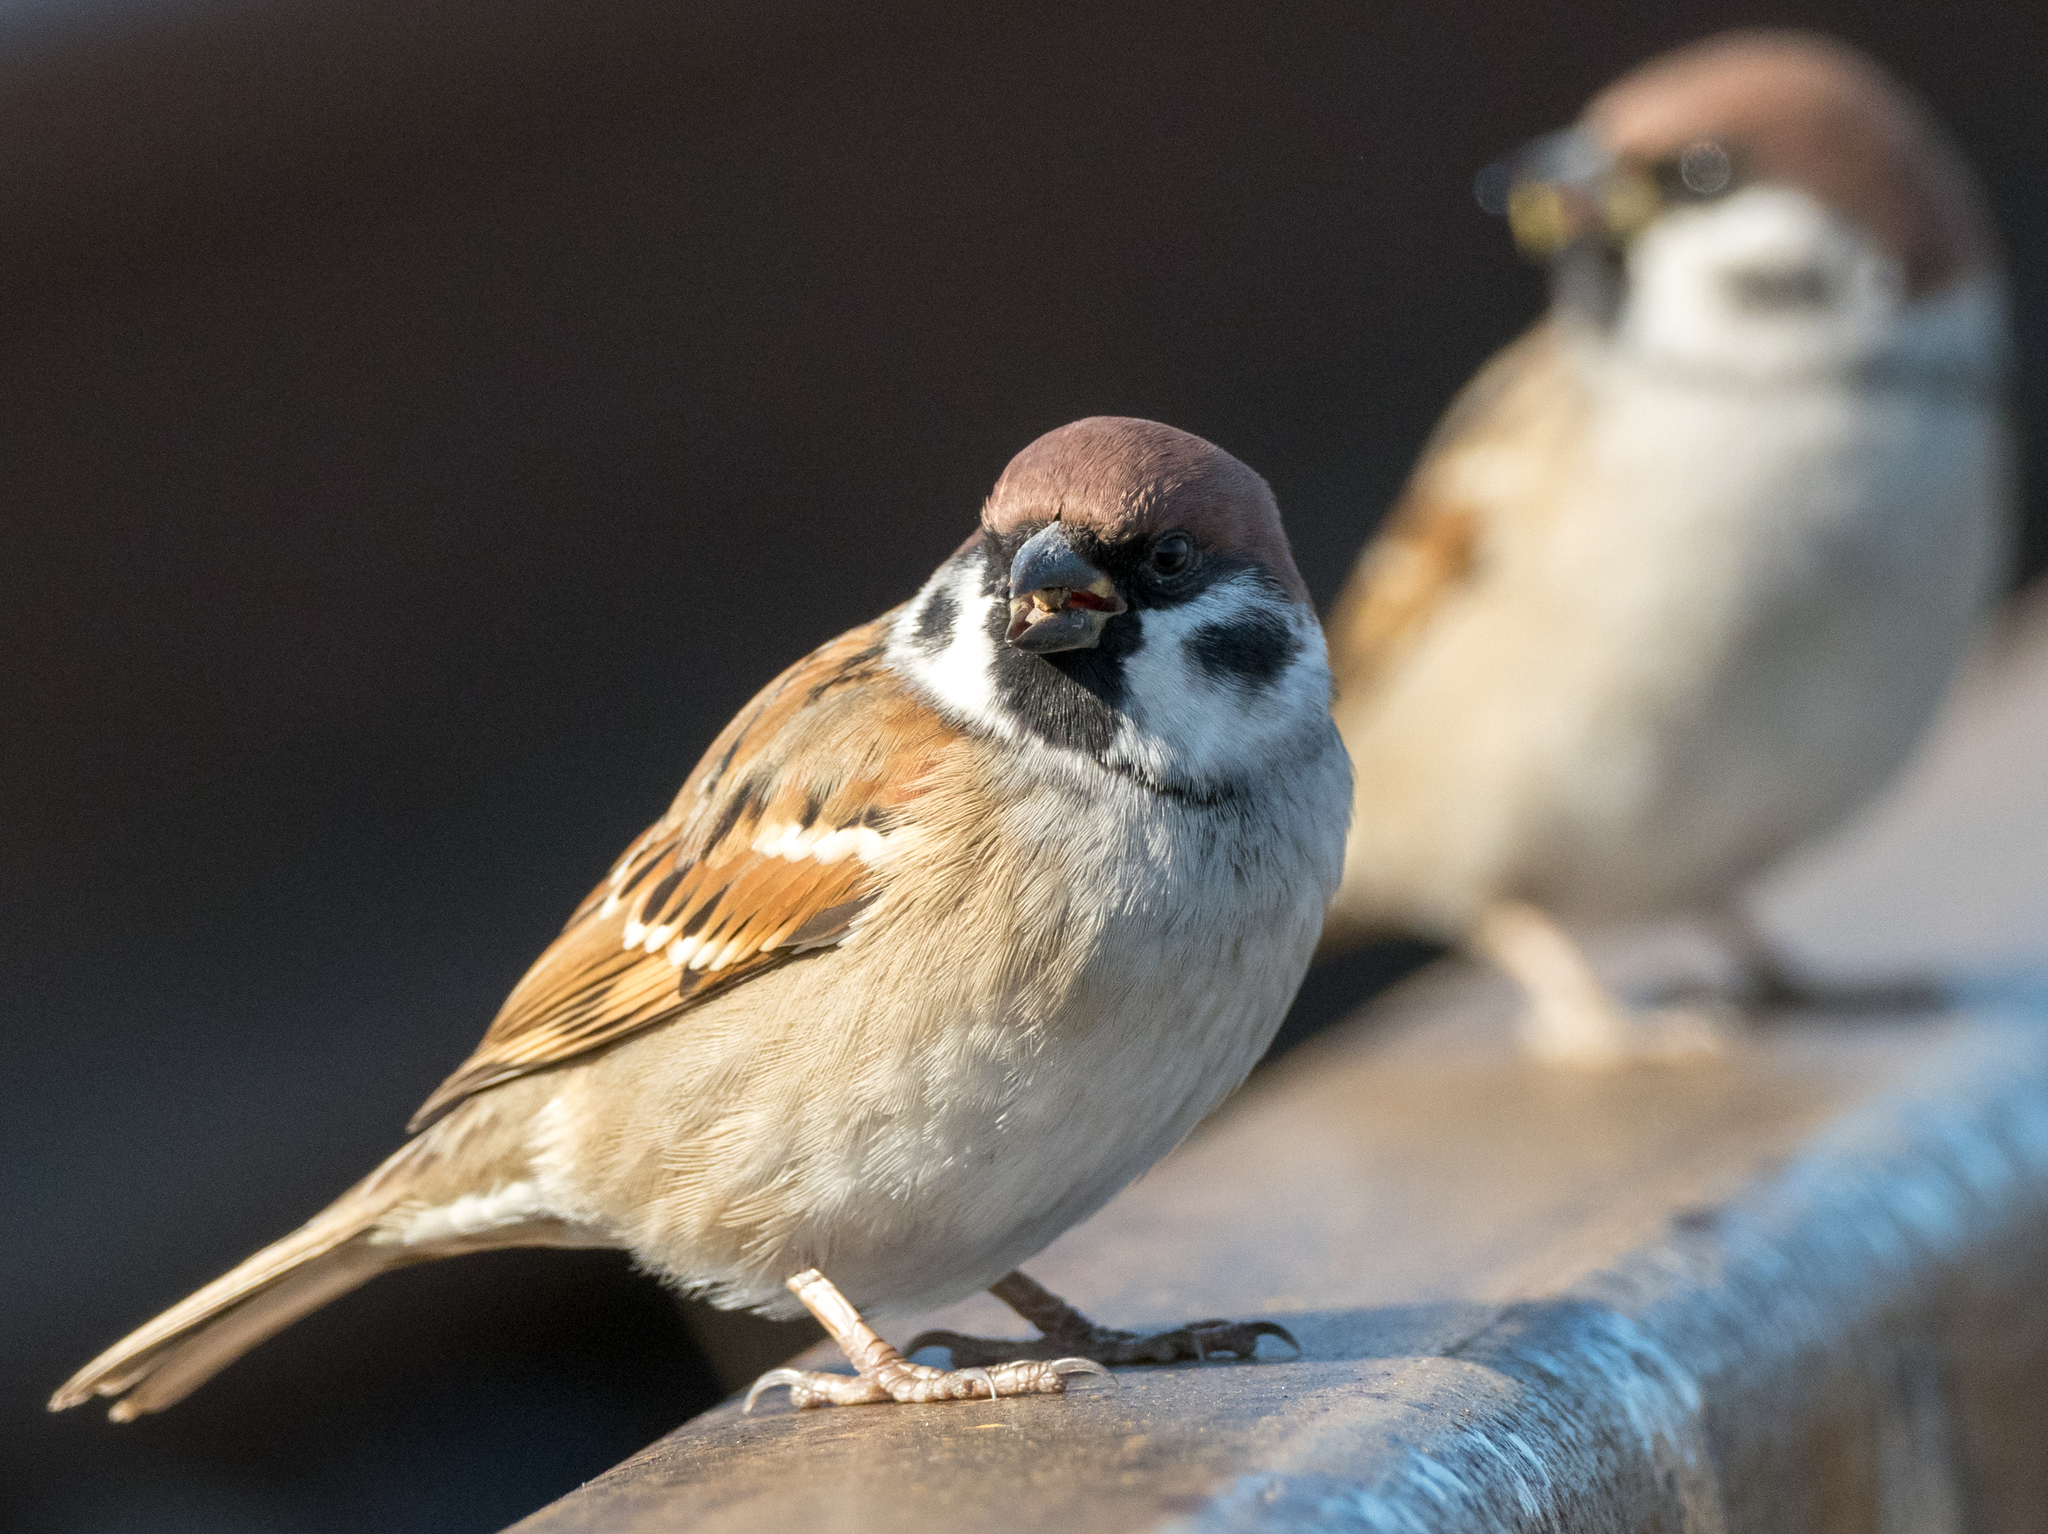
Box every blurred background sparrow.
[50,418,1348,1423]
[12,5,2043,1529]
[1318,31,2013,1064]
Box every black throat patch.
[910,526,1287,775]
[975,545,1141,757]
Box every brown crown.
[1584,30,1997,294]
[983,417,1308,603]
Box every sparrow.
[52,416,1349,1419]
[1319,31,2013,1064]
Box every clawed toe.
[1110,1317,1300,1365]
[911,1316,1299,1369]
[743,1355,1107,1413]
[1196,1319,1301,1361]
[743,1366,888,1413]
[1054,1356,1111,1376]
[889,1354,1107,1402]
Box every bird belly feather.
[511,734,1347,1318]
[1341,367,2007,931]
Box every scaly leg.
[908,1270,1298,1369]
[742,1268,1106,1413]
[1472,899,1723,1067]
[1705,902,1946,1015]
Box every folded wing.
[1327,323,1585,689]
[410,616,958,1130]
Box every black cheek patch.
[913,584,958,655]
[1187,612,1301,690]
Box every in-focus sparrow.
[54,416,1348,1418]
[1319,32,2012,1063]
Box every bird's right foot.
[1474,899,1730,1067]
[741,1269,1106,1413]
[909,1269,1299,1370]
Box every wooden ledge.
[507,982,2048,1532]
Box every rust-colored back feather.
[409,615,958,1131]
[1327,324,1581,694]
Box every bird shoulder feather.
[409,615,961,1131]
[1326,322,1584,689]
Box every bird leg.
[907,1269,1299,1369]
[1701,902,1946,1016]
[1472,899,1725,1067]
[742,1268,1106,1412]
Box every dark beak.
[1005,523,1127,654]
[1486,128,1657,260]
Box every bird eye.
[1150,532,1193,576]
[1678,141,1733,197]
[1656,141,1735,203]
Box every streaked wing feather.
[1325,486,1480,685]
[1327,322,1578,688]
[409,616,953,1131]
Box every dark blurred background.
[4,0,2041,1528]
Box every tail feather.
[54,1213,373,1411]
[49,1138,422,1419]
[94,1241,399,1420]
[50,1130,609,1420]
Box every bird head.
[890,417,1336,797]
[1481,31,2003,382]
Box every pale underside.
[385,594,1350,1319]
[1327,295,2010,940]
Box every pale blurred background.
[5,1,2043,1529]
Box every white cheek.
[1618,184,1902,376]
[1112,581,1333,784]
[887,556,1015,741]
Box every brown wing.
[408,616,960,1131]
[1325,484,1481,687]
[1326,322,1581,690]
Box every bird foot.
[1477,900,1732,1068]
[908,1316,1298,1369]
[744,1354,1104,1411]
[907,1269,1300,1373]
[741,1268,1106,1414]
[1724,969,1947,1018]
[1704,906,1951,1018]
[1638,970,1945,1034]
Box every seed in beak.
[1031,588,1069,616]
[1003,524,1128,653]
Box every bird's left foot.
[742,1268,1106,1413]
[1730,965,1947,1017]
[1705,905,1949,1018]
[908,1270,1300,1370]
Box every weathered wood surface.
[511,591,2048,1533]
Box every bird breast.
[519,728,1349,1320]
[1340,322,2008,931]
